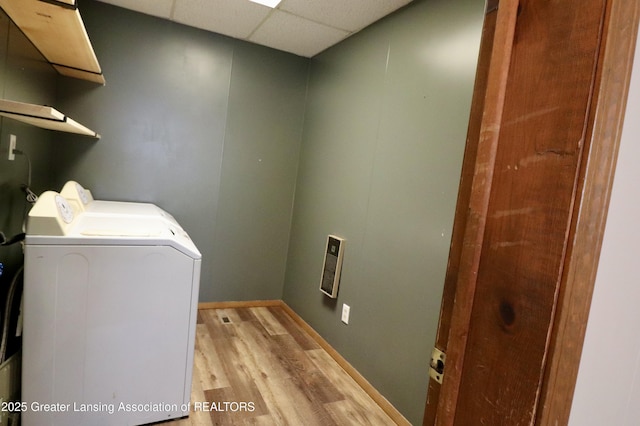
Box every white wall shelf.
[0,0,105,84]
[0,99,100,138]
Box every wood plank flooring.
[161,306,397,425]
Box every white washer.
[23,192,201,426]
[60,180,182,228]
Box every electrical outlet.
[8,134,16,161]
[341,304,350,324]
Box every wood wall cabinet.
[0,0,105,84]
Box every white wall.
[569,30,640,425]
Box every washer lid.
[60,180,180,228]
[86,200,180,226]
[27,194,201,259]
[74,215,200,259]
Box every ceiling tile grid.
[94,0,414,57]
[279,0,412,32]
[249,10,349,57]
[172,0,272,39]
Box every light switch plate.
[341,304,350,324]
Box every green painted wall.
[55,1,309,302]
[282,0,484,423]
[211,42,308,301]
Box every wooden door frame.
[424,0,640,424]
[537,0,640,423]
[434,0,521,421]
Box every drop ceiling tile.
[92,0,415,58]
[172,0,272,39]
[279,0,412,32]
[95,0,175,20]
[249,10,349,57]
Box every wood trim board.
[536,0,640,423]
[432,1,520,423]
[197,300,283,310]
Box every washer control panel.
[27,191,76,236]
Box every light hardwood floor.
[161,306,397,425]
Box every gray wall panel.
[282,0,484,422]
[283,29,390,312]
[55,1,309,302]
[55,2,234,302]
[211,42,308,301]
